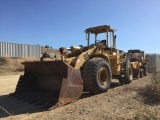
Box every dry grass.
[134,68,160,119]
[0,57,39,73]
[0,48,60,74]
[140,71,160,104]
[0,57,10,65]
[124,66,160,119]
[41,48,60,54]
[146,72,160,103]
[41,48,61,59]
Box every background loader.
[127,49,148,78]
[12,25,133,109]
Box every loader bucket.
[14,60,83,109]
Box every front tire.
[82,58,112,94]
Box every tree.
[45,45,49,48]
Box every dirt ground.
[0,73,159,120]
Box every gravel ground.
[0,74,159,120]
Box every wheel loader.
[127,49,148,78]
[11,25,133,110]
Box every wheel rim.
[98,67,108,85]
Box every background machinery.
[127,49,148,78]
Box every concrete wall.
[145,54,160,72]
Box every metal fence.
[0,42,41,58]
[145,54,160,72]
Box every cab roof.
[85,25,116,34]
[128,49,144,53]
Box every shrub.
[140,66,160,104]
[145,73,160,102]
[15,65,24,72]
[0,57,10,65]
[45,45,49,48]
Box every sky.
[0,0,160,53]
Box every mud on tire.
[82,58,112,94]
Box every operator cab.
[128,49,145,62]
[84,25,124,55]
[85,25,117,48]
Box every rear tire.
[123,61,133,84]
[140,69,144,78]
[118,77,124,85]
[133,69,140,79]
[143,65,148,76]
[82,58,112,94]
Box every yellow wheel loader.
[11,25,133,110]
[127,49,148,78]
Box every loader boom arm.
[74,46,96,69]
